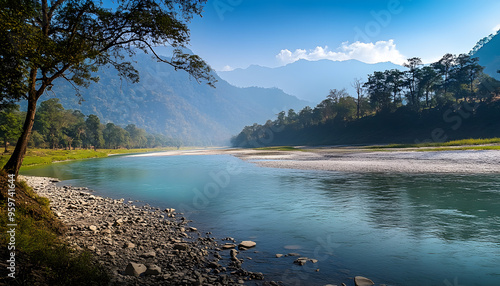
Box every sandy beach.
[129,147,500,173]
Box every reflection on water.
[22,155,500,286]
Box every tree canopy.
[1,0,214,176]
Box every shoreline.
[21,176,268,285]
[128,147,500,174]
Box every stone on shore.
[238,241,256,250]
[222,243,237,249]
[145,264,162,275]
[355,276,375,286]
[125,262,147,277]
[140,251,156,258]
[20,175,265,285]
[293,257,308,266]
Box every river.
[21,153,500,286]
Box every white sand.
[128,147,500,173]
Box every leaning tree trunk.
[3,97,38,177]
[3,68,43,178]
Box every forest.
[231,53,500,147]
[0,98,181,152]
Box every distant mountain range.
[218,59,403,103]
[42,31,499,146]
[471,30,500,80]
[48,50,308,146]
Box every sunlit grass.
[369,138,500,149]
[255,146,305,151]
[0,147,185,169]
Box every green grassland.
[254,146,305,151]
[0,147,185,169]
[369,138,500,151]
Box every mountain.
[48,50,308,146]
[218,59,403,103]
[471,30,500,80]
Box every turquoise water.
[22,154,500,286]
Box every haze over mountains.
[218,60,403,103]
[49,50,308,146]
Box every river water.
[21,153,500,286]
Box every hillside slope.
[471,30,500,80]
[47,51,308,145]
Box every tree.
[419,66,439,107]
[103,123,127,149]
[85,114,103,151]
[125,124,147,148]
[0,105,22,152]
[450,54,483,101]
[364,71,391,112]
[403,57,423,107]
[64,110,86,149]
[384,69,404,108]
[432,53,455,95]
[34,98,65,149]
[1,0,215,177]
[351,78,364,119]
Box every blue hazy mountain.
[471,30,500,80]
[49,50,308,145]
[218,59,403,103]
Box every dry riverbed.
[21,176,269,286]
[130,147,500,174]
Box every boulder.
[222,243,237,249]
[238,241,256,250]
[123,242,135,249]
[355,276,375,286]
[124,262,147,277]
[275,254,284,258]
[145,264,162,275]
[141,251,156,258]
[230,249,238,260]
[293,257,309,266]
[173,243,189,251]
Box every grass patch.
[417,145,500,152]
[369,138,500,149]
[0,146,185,169]
[255,146,305,151]
[0,171,110,285]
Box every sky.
[181,0,500,71]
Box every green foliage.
[1,0,215,176]
[0,104,23,152]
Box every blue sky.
[182,0,500,71]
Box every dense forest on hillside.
[0,99,180,152]
[231,53,500,147]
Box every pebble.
[21,176,266,285]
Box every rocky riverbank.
[21,176,269,286]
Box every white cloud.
[493,24,500,33]
[276,40,406,65]
[220,65,234,72]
